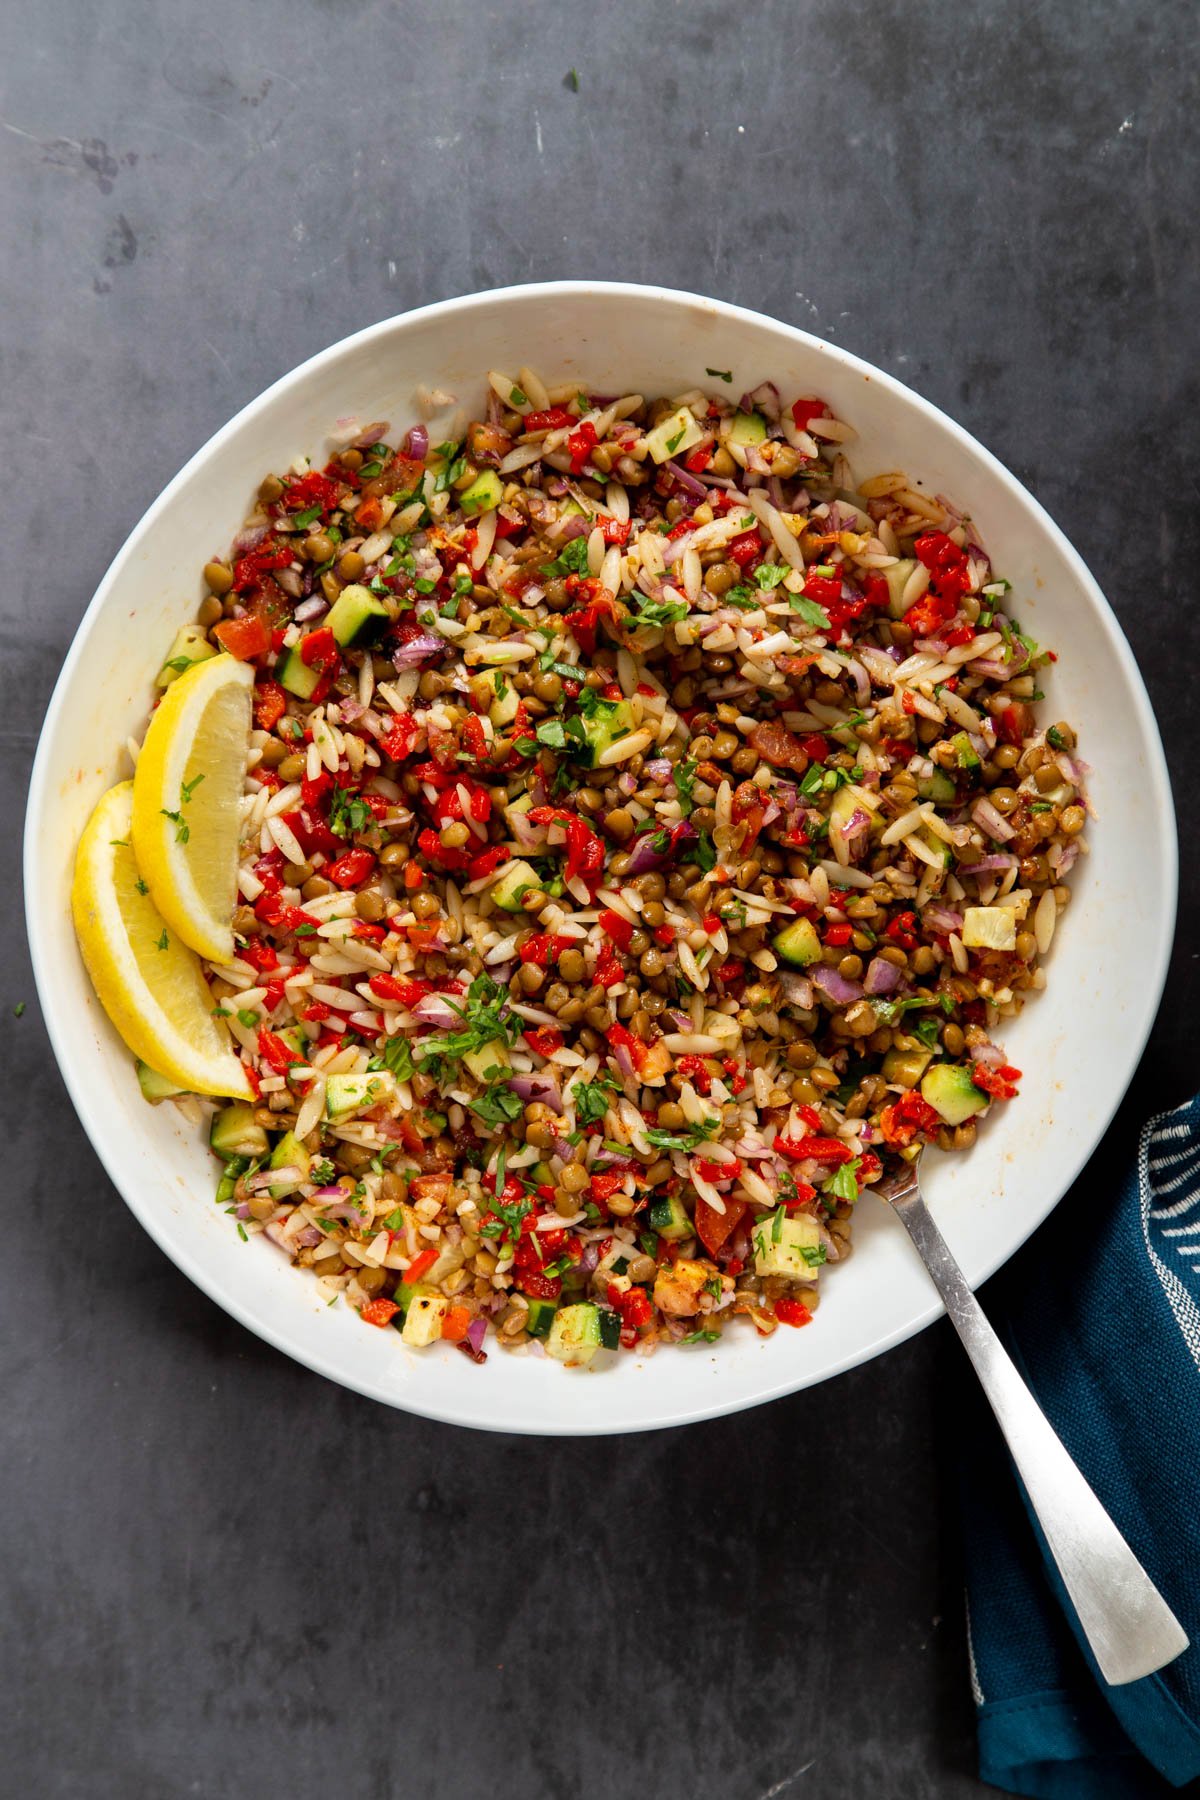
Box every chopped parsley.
[724,584,760,611]
[134,877,149,896]
[160,809,189,845]
[755,563,788,590]
[376,1035,416,1083]
[705,368,733,382]
[413,974,519,1079]
[672,757,697,817]
[329,786,372,837]
[1046,725,1069,752]
[12,1001,25,1018]
[693,830,718,873]
[236,1008,259,1029]
[631,593,689,629]
[645,1117,722,1154]
[825,1158,861,1204]
[541,535,591,579]
[681,1329,721,1343]
[573,1072,621,1126]
[565,68,579,92]
[479,1191,531,1244]
[181,773,205,804]
[470,1083,525,1129]
[789,594,832,629]
[510,384,529,405]
[155,929,169,951]
[665,430,685,454]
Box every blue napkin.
[959,1092,1200,1797]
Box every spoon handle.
[891,1185,1188,1686]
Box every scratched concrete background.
[4,3,1199,1796]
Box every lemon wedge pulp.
[71,783,251,1098]
[131,652,253,963]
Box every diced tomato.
[593,942,622,989]
[943,624,976,648]
[599,908,633,950]
[518,1268,563,1300]
[253,681,287,731]
[382,713,419,762]
[241,939,279,973]
[600,515,631,546]
[775,1297,812,1328]
[261,979,286,1013]
[694,1195,748,1258]
[880,1091,941,1147]
[675,1052,712,1096]
[522,407,575,432]
[467,845,510,881]
[801,733,830,764]
[590,1172,626,1204]
[564,814,604,887]
[997,701,1036,746]
[302,1001,331,1023]
[405,1248,438,1286]
[822,922,853,948]
[369,973,428,1005]
[886,909,918,950]
[748,720,811,772]
[213,615,270,661]
[695,1156,740,1184]
[795,1104,822,1132]
[257,1027,302,1074]
[285,806,340,859]
[608,1283,652,1328]
[904,589,958,640]
[565,420,598,473]
[360,1297,400,1328]
[281,471,342,514]
[683,441,714,473]
[782,1180,818,1211]
[790,397,829,431]
[354,494,384,532]
[440,1304,472,1343]
[971,1062,1022,1100]
[326,848,376,889]
[728,530,763,568]
[524,1025,564,1058]
[774,1134,854,1165]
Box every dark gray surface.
[4,3,1198,1795]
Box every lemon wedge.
[72,783,252,1098]
[131,652,253,963]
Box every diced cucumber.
[210,1102,269,1161]
[753,1213,824,1280]
[949,731,981,771]
[645,405,704,465]
[472,666,520,729]
[460,470,503,515]
[728,409,767,447]
[546,1302,602,1366]
[916,769,956,804]
[215,1157,246,1208]
[918,824,953,869]
[504,792,533,829]
[401,1291,448,1347]
[882,1047,932,1089]
[961,907,1016,952]
[276,645,322,700]
[648,1191,692,1241]
[884,559,918,617]
[394,1277,435,1315]
[270,1129,311,1197]
[525,1296,558,1338]
[324,1071,394,1121]
[490,859,542,911]
[576,698,635,768]
[136,1060,186,1102]
[325,583,390,649]
[920,1062,988,1125]
[156,625,218,689]
[773,916,821,967]
[462,1039,511,1080]
[597,1307,621,1350]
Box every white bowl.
[25,282,1176,1435]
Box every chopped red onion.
[924,904,965,934]
[972,797,1016,842]
[246,1167,297,1192]
[778,972,814,1009]
[509,1073,564,1114]
[863,957,902,996]
[403,423,429,459]
[294,1225,323,1249]
[767,476,785,509]
[665,460,708,500]
[231,524,269,557]
[625,820,698,875]
[392,632,446,670]
[412,994,463,1028]
[293,595,328,624]
[466,1317,487,1353]
[811,965,864,1006]
[643,757,673,783]
[840,806,870,840]
[969,854,1017,874]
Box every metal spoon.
[877,1155,1188,1686]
